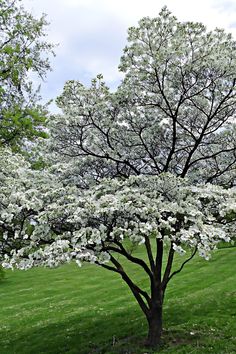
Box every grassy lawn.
[0,247,235,353]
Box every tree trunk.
[146,305,162,348]
[146,291,163,348]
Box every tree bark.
[146,286,164,348]
[146,302,163,348]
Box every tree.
[1,7,236,349]
[0,0,54,151]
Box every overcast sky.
[22,0,236,112]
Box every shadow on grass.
[1,307,147,354]
[2,297,234,354]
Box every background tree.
[0,0,54,152]
[0,0,53,280]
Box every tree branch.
[109,240,153,280]
[144,236,156,274]
[166,247,198,285]
[108,254,151,316]
[161,243,175,289]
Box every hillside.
[0,247,235,353]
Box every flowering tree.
[1,6,236,349]
[0,0,54,151]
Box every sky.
[22,0,236,112]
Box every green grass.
[0,247,235,354]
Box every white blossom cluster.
[1,150,235,270]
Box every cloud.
[22,0,236,112]
[212,0,236,13]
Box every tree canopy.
[51,7,236,187]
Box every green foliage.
[0,0,54,152]
[0,105,49,152]
[0,248,235,353]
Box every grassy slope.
[0,247,235,354]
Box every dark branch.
[161,243,175,289]
[166,247,198,285]
[108,254,151,316]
